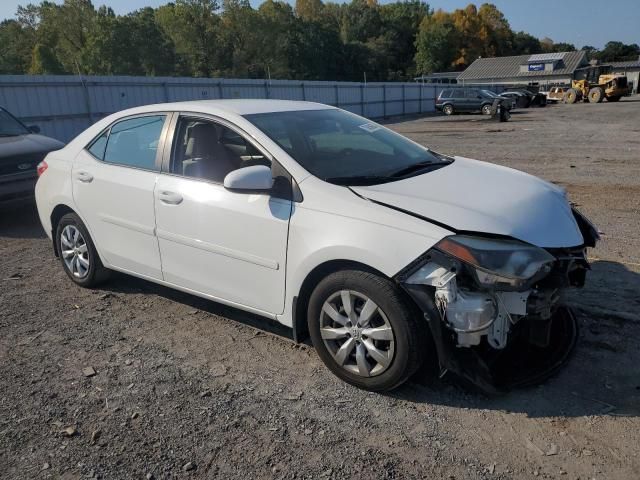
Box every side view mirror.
[224,165,273,192]
[28,125,41,134]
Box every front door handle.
[158,191,183,205]
[75,171,93,183]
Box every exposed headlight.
[435,235,555,289]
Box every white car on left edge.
[35,100,599,393]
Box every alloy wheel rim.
[61,225,90,279]
[320,290,395,377]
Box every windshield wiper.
[325,175,392,186]
[388,160,453,179]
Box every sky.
[1,0,638,50]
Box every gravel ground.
[1,97,639,479]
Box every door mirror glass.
[224,165,273,192]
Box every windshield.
[244,109,450,185]
[0,108,29,136]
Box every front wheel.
[55,212,109,288]
[481,104,492,115]
[564,89,579,104]
[308,270,427,391]
[588,87,604,103]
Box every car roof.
[113,99,334,117]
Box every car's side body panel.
[154,173,293,315]
[35,150,75,239]
[276,176,452,327]
[72,150,164,280]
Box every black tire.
[442,104,454,116]
[588,87,604,103]
[308,269,426,391]
[55,212,109,288]
[481,104,492,115]
[564,89,579,104]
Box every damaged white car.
[35,100,598,392]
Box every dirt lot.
[1,98,639,479]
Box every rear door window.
[86,115,166,170]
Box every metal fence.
[0,75,440,142]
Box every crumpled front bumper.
[402,282,579,395]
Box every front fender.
[277,202,450,329]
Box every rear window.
[439,89,453,98]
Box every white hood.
[352,157,584,248]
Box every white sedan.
[35,100,598,392]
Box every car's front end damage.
[397,208,599,394]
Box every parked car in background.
[545,87,567,103]
[35,100,598,393]
[500,90,533,108]
[1,106,64,203]
[436,88,512,116]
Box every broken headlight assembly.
[403,235,558,350]
[435,235,556,290]
[400,230,594,393]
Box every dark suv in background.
[0,107,64,204]
[436,88,512,116]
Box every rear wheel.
[588,87,604,103]
[308,270,426,391]
[55,213,109,288]
[607,95,621,102]
[564,89,579,104]
[442,104,454,116]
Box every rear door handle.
[158,191,183,205]
[75,171,93,183]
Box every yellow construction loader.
[563,65,629,104]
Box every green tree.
[340,0,382,44]
[551,42,576,52]
[257,1,296,78]
[477,3,512,57]
[156,0,221,77]
[512,31,541,55]
[581,45,599,60]
[0,19,35,74]
[29,42,64,73]
[596,41,640,62]
[414,10,458,74]
[380,1,430,79]
[82,7,176,75]
[294,0,324,21]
